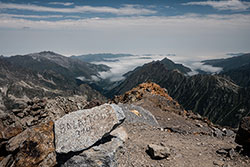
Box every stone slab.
[54,104,125,154]
[118,104,159,127]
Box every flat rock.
[54,104,125,154]
[118,104,159,127]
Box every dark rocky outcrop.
[235,117,250,152]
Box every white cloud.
[76,75,101,82]
[0,13,249,60]
[188,62,222,74]
[0,2,156,15]
[183,0,250,11]
[1,13,249,30]
[94,55,170,81]
[0,13,64,19]
[48,2,74,6]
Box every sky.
[0,0,250,61]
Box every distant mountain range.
[202,53,250,87]
[202,53,250,72]
[1,51,250,128]
[0,51,108,111]
[108,54,250,128]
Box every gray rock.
[146,144,171,160]
[216,148,228,155]
[213,128,224,138]
[213,160,224,166]
[61,126,127,167]
[118,104,159,127]
[55,104,125,154]
[222,128,235,137]
[228,148,236,159]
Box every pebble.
[213,160,224,166]
[196,123,203,128]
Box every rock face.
[235,116,250,151]
[54,104,125,153]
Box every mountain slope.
[221,63,250,87]
[0,52,107,111]
[7,51,109,80]
[109,60,250,128]
[202,53,250,72]
[202,53,250,87]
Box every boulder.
[146,144,171,160]
[54,104,125,154]
[235,116,250,151]
[7,121,56,167]
[61,127,128,167]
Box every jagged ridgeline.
[108,54,250,128]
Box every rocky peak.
[112,82,173,103]
[112,82,187,118]
[27,51,72,69]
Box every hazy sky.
[0,0,250,60]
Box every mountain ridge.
[0,51,108,111]
[108,59,250,128]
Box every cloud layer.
[0,1,249,60]
[0,2,156,15]
[183,0,250,11]
[48,2,74,6]
[94,55,167,81]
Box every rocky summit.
[54,104,125,153]
[0,82,249,167]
